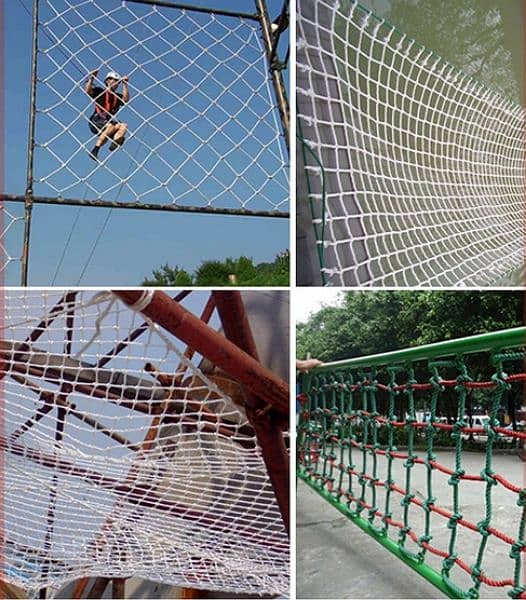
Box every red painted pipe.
[212,291,290,535]
[113,290,289,415]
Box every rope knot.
[480,469,496,486]
[491,372,512,391]
[509,540,525,560]
[476,520,490,538]
[508,585,526,599]
[442,553,457,571]
[447,513,462,529]
[400,493,414,507]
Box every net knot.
[448,470,465,485]
[475,520,491,538]
[403,378,417,394]
[455,373,472,392]
[429,376,444,391]
[508,585,526,599]
[447,513,462,529]
[400,493,414,507]
[422,497,436,511]
[517,489,526,507]
[479,469,496,486]
[442,553,457,571]
[418,533,432,545]
[509,540,526,560]
[403,456,415,468]
[491,372,512,391]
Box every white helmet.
[105,70,120,82]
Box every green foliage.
[194,260,233,286]
[297,291,523,362]
[142,250,289,286]
[142,264,193,286]
[297,291,524,423]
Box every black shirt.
[89,86,124,117]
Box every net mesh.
[297,0,524,286]
[1,290,289,596]
[297,332,526,598]
[0,205,24,281]
[33,0,289,215]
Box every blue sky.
[4,0,289,285]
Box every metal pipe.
[124,0,259,20]
[213,291,290,534]
[312,327,526,373]
[96,290,191,369]
[8,372,139,450]
[268,0,288,67]
[1,359,161,415]
[113,291,289,414]
[111,578,125,599]
[22,0,40,286]
[299,474,460,599]
[1,194,289,219]
[254,0,290,152]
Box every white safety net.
[1,291,289,596]
[33,0,289,215]
[0,204,25,281]
[297,0,524,286]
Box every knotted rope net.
[33,0,289,216]
[2,290,289,596]
[298,328,526,598]
[297,0,523,286]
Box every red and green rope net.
[297,327,526,599]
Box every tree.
[142,251,290,286]
[194,260,234,286]
[142,264,193,286]
[297,291,523,361]
[297,291,524,423]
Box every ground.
[296,450,525,599]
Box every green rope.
[296,120,328,286]
[297,330,526,599]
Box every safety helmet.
[105,71,120,82]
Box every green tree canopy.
[297,291,523,362]
[142,251,289,286]
[297,291,523,422]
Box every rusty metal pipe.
[212,291,290,534]
[113,291,288,414]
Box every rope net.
[33,0,289,215]
[297,0,523,286]
[297,329,526,598]
[0,205,25,280]
[1,290,289,596]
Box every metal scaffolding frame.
[8,0,290,285]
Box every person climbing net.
[85,69,129,161]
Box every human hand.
[296,358,323,373]
[121,75,129,83]
[89,69,99,78]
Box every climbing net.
[2,290,289,596]
[31,0,288,215]
[0,204,25,279]
[297,0,524,286]
[297,328,526,598]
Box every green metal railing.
[297,327,526,599]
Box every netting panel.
[2,291,289,596]
[297,0,524,286]
[297,343,526,598]
[0,204,24,281]
[33,0,289,214]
